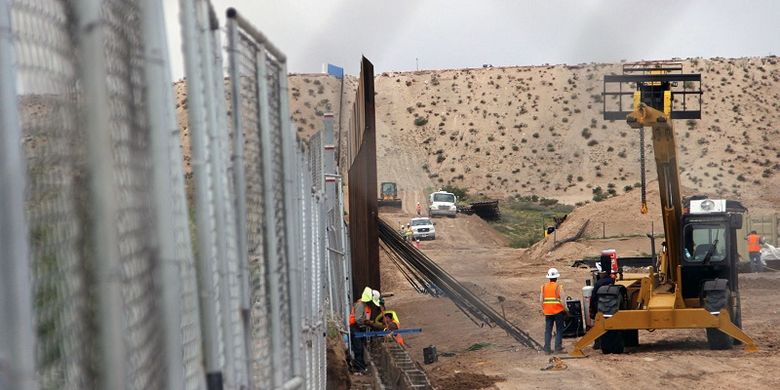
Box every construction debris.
[540,356,568,371]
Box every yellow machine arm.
[626,96,683,284]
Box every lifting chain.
[639,127,648,214]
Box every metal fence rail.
[0,1,351,389]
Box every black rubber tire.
[597,291,624,354]
[622,329,639,347]
[704,287,733,350]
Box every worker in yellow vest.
[746,231,765,273]
[404,224,413,242]
[373,300,406,347]
[540,268,568,354]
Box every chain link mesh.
[100,3,166,388]
[309,131,323,193]
[235,31,274,389]
[11,1,88,388]
[264,55,296,382]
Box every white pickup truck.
[428,191,457,217]
[410,217,436,240]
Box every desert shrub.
[587,139,598,146]
[441,185,469,201]
[414,117,428,126]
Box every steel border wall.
[346,57,380,297]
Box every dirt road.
[380,210,780,390]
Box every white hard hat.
[546,268,560,279]
[372,290,381,306]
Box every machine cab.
[679,198,745,301]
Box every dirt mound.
[326,333,350,390]
[522,185,664,263]
[432,372,505,390]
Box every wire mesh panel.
[265,54,296,383]
[99,2,166,388]
[9,1,88,388]
[231,29,274,389]
[5,0,209,389]
[227,10,305,388]
[309,131,323,193]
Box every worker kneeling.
[374,299,405,347]
[541,268,568,354]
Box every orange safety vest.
[541,282,564,315]
[747,234,761,253]
[349,302,373,326]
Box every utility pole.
[416,57,419,71]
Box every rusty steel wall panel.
[347,57,379,297]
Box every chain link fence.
[0,1,351,389]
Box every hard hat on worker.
[372,290,381,306]
[360,287,373,303]
[546,268,560,279]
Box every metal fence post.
[74,1,127,388]
[0,1,36,388]
[179,0,223,387]
[254,43,285,388]
[226,11,254,390]
[201,9,241,387]
[141,0,190,388]
[279,65,304,381]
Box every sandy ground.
[379,208,780,390]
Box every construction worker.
[540,268,568,354]
[590,255,615,349]
[349,287,378,373]
[404,223,413,242]
[416,202,422,216]
[746,230,766,273]
[373,298,406,347]
[371,289,383,320]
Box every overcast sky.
[164,0,780,80]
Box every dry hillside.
[286,57,780,212]
[172,57,780,211]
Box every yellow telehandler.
[571,63,758,356]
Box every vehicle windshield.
[411,219,431,226]
[683,224,727,262]
[381,183,395,192]
[433,193,455,203]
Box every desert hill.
[286,57,780,211]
